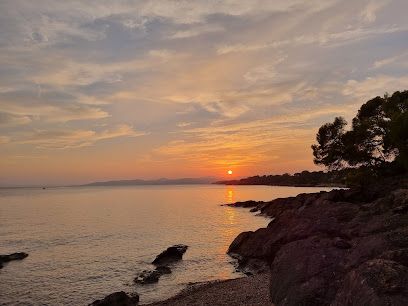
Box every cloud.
[0,112,31,127]
[372,51,408,69]
[32,60,127,87]
[170,24,224,39]
[0,136,10,144]
[0,98,109,123]
[0,0,334,49]
[153,104,353,169]
[14,124,145,149]
[177,122,192,128]
[342,75,408,99]
[360,0,391,23]
[243,56,287,84]
[217,42,275,55]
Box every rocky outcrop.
[152,244,188,266]
[227,176,408,305]
[135,245,188,285]
[0,252,28,269]
[89,291,139,306]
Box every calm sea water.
[0,185,333,305]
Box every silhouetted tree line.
[312,90,407,185]
[216,169,352,187]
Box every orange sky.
[1,1,408,186]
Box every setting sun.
[227,170,233,175]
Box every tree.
[311,117,347,169]
[383,91,408,170]
[347,96,388,167]
[312,90,408,172]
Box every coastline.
[146,175,408,305]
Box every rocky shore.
[91,176,407,305]
[150,175,407,305]
[225,175,408,305]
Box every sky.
[1,0,408,186]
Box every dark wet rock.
[227,176,408,305]
[222,200,263,208]
[230,254,269,275]
[155,266,172,274]
[89,291,139,306]
[0,252,28,269]
[134,266,172,284]
[134,270,162,284]
[152,244,188,266]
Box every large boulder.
[0,252,28,269]
[89,291,139,306]
[152,244,188,266]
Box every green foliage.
[312,90,408,172]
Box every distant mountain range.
[82,177,216,186]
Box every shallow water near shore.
[0,184,333,305]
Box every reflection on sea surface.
[0,185,334,305]
[226,186,235,203]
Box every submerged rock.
[135,270,162,284]
[0,252,28,269]
[89,291,139,306]
[152,244,188,266]
[222,200,262,208]
[134,266,172,284]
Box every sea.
[0,184,334,305]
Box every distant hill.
[215,170,352,187]
[82,177,215,186]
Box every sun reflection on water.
[226,186,234,203]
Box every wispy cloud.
[343,75,408,99]
[14,125,145,149]
[360,0,391,23]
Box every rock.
[135,244,187,285]
[134,270,162,284]
[332,259,408,306]
[155,266,172,274]
[134,266,172,284]
[0,252,28,269]
[226,177,408,305]
[269,236,347,306]
[333,237,352,249]
[89,291,139,306]
[152,244,188,266]
[222,200,261,208]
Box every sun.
[227,170,233,175]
